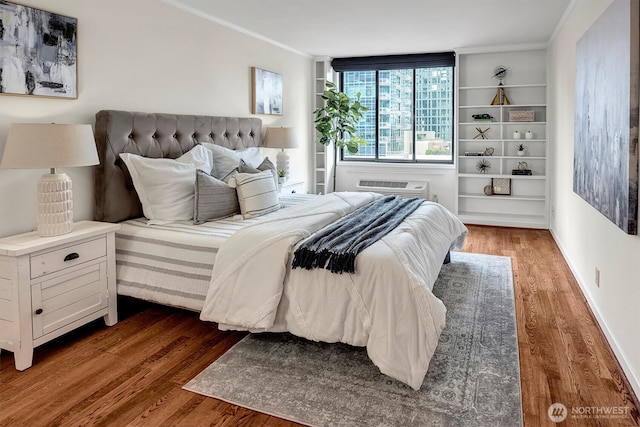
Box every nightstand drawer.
[280,181,305,194]
[31,263,107,339]
[30,237,106,279]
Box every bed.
[94,109,468,390]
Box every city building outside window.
[333,53,455,164]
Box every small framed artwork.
[251,67,283,115]
[492,178,512,195]
[0,2,77,98]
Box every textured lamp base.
[276,149,290,180]
[37,173,73,237]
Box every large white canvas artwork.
[251,67,283,115]
[0,1,77,98]
[573,0,639,235]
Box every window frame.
[333,53,456,165]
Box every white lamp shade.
[1,123,99,169]
[1,123,99,236]
[264,127,298,149]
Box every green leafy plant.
[517,144,525,151]
[314,81,368,155]
[277,169,287,178]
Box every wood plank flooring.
[1,225,638,426]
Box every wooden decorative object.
[490,84,511,105]
[509,110,535,122]
[473,127,490,140]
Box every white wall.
[549,0,640,395]
[0,0,311,237]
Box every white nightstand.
[279,180,305,194]
[0,221,120,370]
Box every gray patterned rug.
[184,252,522,427]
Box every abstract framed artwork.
[573,0,639,235]
[0,1,77,98]
[251,67,283,115]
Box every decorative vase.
[513,130,520,139]
[525,130,533,140]
[517,150,525,157]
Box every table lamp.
[264,127,298,179]
[0,123,99,236]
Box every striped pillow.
[239,157,278,189]
[193,170,240,224]
[232,170,280,218]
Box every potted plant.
[517,144,525,157]
[277,169,287,185]
[314,81,369,190]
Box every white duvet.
[200,192,468,390]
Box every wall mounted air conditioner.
[356,179,429,199]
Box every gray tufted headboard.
[94,110,262,223]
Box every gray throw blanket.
[292,195,424,274]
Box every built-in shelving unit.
[456,50,549,228]
[313,57,334,195]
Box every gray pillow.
[193,170,240,224]
[239,157,278,189]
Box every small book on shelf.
[512,169,533,175]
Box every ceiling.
[164,0,573,58]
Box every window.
[332,53,455,163]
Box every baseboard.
[549,228,640,401]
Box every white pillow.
[119,145,213,224]
[231,170,280,218]
[178,144,214,173]
[238,146,264,167]
[201,143,263,181]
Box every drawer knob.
[64,252,80,262]
[35,309,43,315]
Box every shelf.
[504,139,546,142]
[457,211,548,229]
[460,121,547,125]
[313,58,333,195]
[459,104,546,109]
[459,156,546,160]
[458,193,545,201]
[459,84,547,90]
[460,138,545,142]
[456,50,548,229]
[458,173,546,179]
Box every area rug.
[184,252,522,427]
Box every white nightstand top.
[0,221,120,257]
[280,180,305,192]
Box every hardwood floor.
[1,225,638,426]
